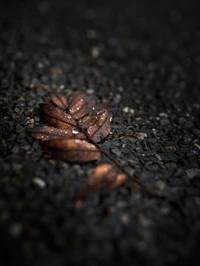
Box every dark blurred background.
[0,0,199,50]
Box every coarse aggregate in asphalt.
[0,0,200,265]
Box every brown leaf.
[27,90,155,198]
[41,139,101,162]
[50,93,68,110]
[28,126,86,141]
[40,104,76,129]
[79,109,112,142]
[78,164,127,197]
[78,112,97,129]
[68,90,96,119]
[108,173,127,189]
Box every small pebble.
[156,180,166,190]
[120,214,130,224]
[32,178,47,188]
[118,86,124,92]
[9,223,22,238]
[123,106,134,114]
[194,143,200,150]
[186,169,200,179]
[87,89,94,94]
[139,214,151,228]
[91,47,100,58]
[59,84,65,90]
[123,107,129,113]
[160,118,170,126]
[136,132,147,140]
[111,148,121,156]
[159,112,168,118]
[87,29,97,39]
[12,146,19,153]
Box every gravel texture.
[0,0,200,265]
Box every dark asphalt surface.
[0,0,200,265]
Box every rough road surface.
[0,1,200,265]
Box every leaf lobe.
[41,138,101,162]
[50,92,68,110]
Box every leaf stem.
[77,122,159,198]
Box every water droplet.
[72,129,79,134]
[97,110,104,115]
[32,177,46,188]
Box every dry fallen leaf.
[28,90,155,198]
[30,91,112,163]
[77,163,127,198]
